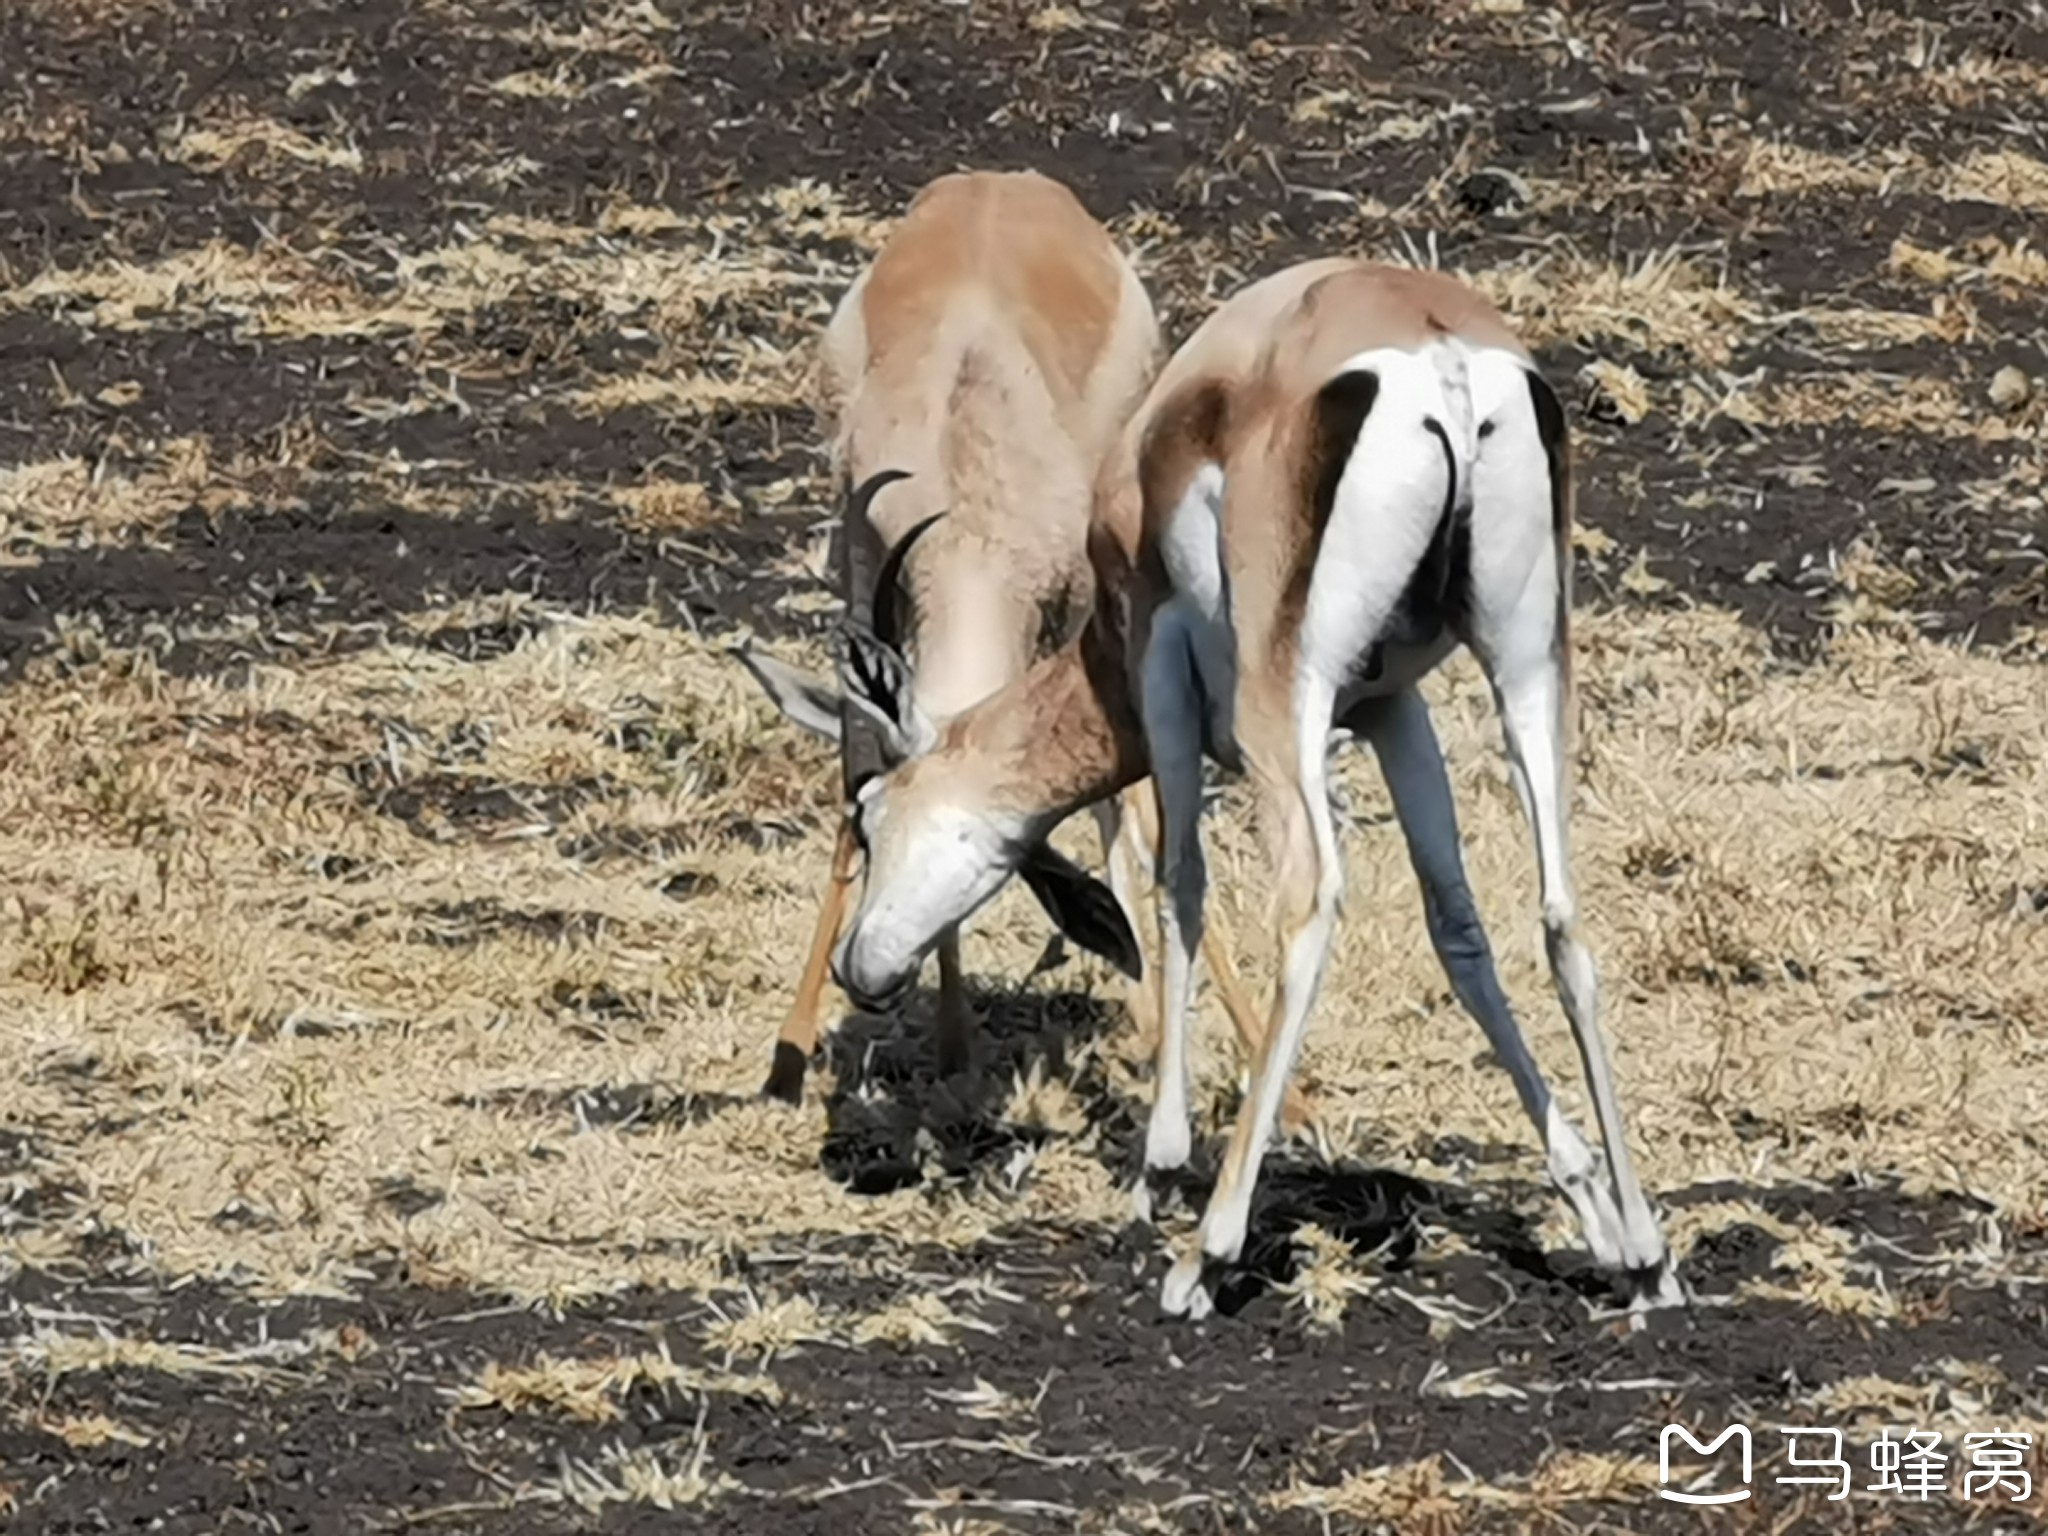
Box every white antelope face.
[832,741,1141,1010]
[735,503,1142,1013]
[834,762,1018,1008]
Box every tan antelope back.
[820,170,1161,726]
[736,169,1160,1099]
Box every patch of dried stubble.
[0,597,2042,1306]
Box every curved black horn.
[848,467,912,528]
[841,468,913,621]
[839,469,912,800]
[871,512,944,654]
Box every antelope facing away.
[736,169,1287,1113]
[813,255,1681,1318]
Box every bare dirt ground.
[2,0,2046,1530]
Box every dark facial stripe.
[1034,579,1078,657]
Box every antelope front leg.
[1113,714,1315,1152]
[934,927,972,1079]
[1163,674,1342,1319]
[763,819,860,1103]
[1095,788,1163,1067]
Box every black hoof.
[762,1041,809,1105]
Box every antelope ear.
[838,621,934,758]
[1017,843,1144,982]
[734,645,843,743]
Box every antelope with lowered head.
[814,255,1681,1318]
[739,169,1279,1110]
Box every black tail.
[1412,416,1470,637]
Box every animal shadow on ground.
[1141,1144,1615,1319]
[806,957,1617,1319]
[812,958,1142,1196]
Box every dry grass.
[5,2,2048,1522]
[166,112,365,174]
[453,1343,780,1422]
[3,599,2043,1306]
[1737,141,2048,212]
[549,1431,736,1513]
[0,195,858,354]
[0,439,227,547]
[4,1321,366,1381]
[1270,1449,1662,1530]
[1467,245,1764,367]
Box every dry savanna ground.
[2,0,2046,1531]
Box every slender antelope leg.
[1347,685,1629,1260]
[934,927,972,1078]
[1198,906,1317,1140]
[1474,605,1676,1300]
[764,820,860,1102]
[1095,789,1162,1065]
[1162,667,1342,1319]
[1114,761,1316,1138]
[1137,609,1211,1178]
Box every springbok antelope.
[818,256,1680,1317]
[735,169,1287,1114]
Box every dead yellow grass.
[4,1324,361,1381]
[22,1411,153,1448]
[1680,370,2048,443]
[1798,1369,2048,1445]
[1468,246,1762,366]
[1273,1223,1385,1331]
[166,112,365,174]
[698,1286,995,1360]
[1907,51,2048,106]
[1890,235,2048,291]
[465,0,681,65]
[0,594,2042,1306]
[453,1343,780,1422]
[1270,1448,1662,1527]
[551,1431,735,1513]
[0,437,265,551]
[0,189,859,352]
[1739,140,2048,212]
[1737,1220,1897,1318]
[569,345,806,419]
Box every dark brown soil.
[3,0,2044,676]
[3,1176,2043,1536]
[5,0,2048,1529]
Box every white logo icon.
[1659,1424,1753,1504]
